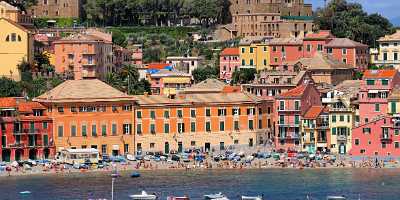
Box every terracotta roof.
[147,63,171,70]
[150,69,191,78]
[34,79,135,103]
[325,38,368,48]
[181,78,226,93]
[378,30,400,42]
[304,30,334,40]
[0,1,19,11]
[0,18,29,32]
[0,97,17,108]
[54,33,111,44]
[297,53,354,70]
[279,84,307,97]
[18,102,46,113]
[269,37,303,46]
[220,48,239,56]
[136,95,188,106]
[363,70,398,79]
[303,106,325,119]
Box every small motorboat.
[167,195,190,200]
[204,193,228,200]
[326,196,346,200]
[131,172,141,178]
[129,191,157,200]
[19,191,31,195]
[241,195,263,200]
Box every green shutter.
[391,102,397,114]
[332,128,336,135]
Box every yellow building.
[149,69,192,96]
[0,1,32,27]
[0,18,33,81]
[301,106,330,154]
[370,30,400,70]
[239,36,271,71]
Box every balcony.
[381,134,392,141]
[278,123,300,127]
[279,132,300,140]
[330,107,353,112]
[337,135,347,141]
[8,143,25,148]
[23,128,42,135]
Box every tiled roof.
[297,53,354,70]
[147,63,171,70]
[34,79,135,103]
[150,69,191,78]
[305,30,334,40]
[220,48,239,56]
[303,106,325,119]
[325,38,368,48]
[334,80,362,97]
[378,30,400,42]
[363,70,397,79]
[181,78,226,93]
[269,37,303,45]
[54,33,110,43]
[18,102,46,113]
[0,18,29,32]
[0,97,17,108]
[239,36,271,45]
[279,84,307,97]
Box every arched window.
[18,35,21,41]
[5,35,9,42]
[11,33,16,41]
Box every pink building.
[303,30,334,58]
[275,83,321,151]
[53,33,113,80]
[358,70,400,125]
[219,48,240,81]
[325,38,369,71]
[130,44,143,65]
[269,38,304,71]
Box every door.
[29,149,37,160]
[112,150,119,156]
[205,143,211,152]
[178,142,183,153]
[339,143,346,154]
[2,150,10,162]
[164,142,170,154]
[44,148,50,159]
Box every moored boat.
[204,193,229,200]
[241,195,263,200]
[326,196,346,200]
[130,191,157,200]
[167,195,190,200]
[131,172,141,178]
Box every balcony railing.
[337,135,347,141]
[8,143,25,148]
[279,133,301,140]
[330,108,353,112]
[381,134,392,141]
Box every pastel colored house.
[148,69,192,96]
[303,30,334,58]
[219,47,240,81]
[34,79,136,156]
[239,36,271,71]
[53,33,113,80]
[269,37,304,71]
[166,56,204,75]
[0,1,32,28]
[0,18,33,81]
[0,98,54,162]
[370,30,400,70]
[325,38,369,71]
[301,106,330,154]
[275,83,321,151]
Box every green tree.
[0,77,22,97]
[314,0,394,47]
[192,65,219,83]
[112,29,127,47]
[231,68,256,84]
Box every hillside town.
[1,0,400,172]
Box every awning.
[163,77,191,84]
[368,90,379,93]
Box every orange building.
[34,79,136,156]
[134,92,273,153]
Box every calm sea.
[0,168,398,200]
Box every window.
[191,122,196,132]
[150,124,156,134]
[82,125,87,136]
[206,108,211,117]
[340,115,344,122]
[250,47,254,53]
[355,139,360,146]
[327,48,333,54]
[112,123,117,135]
[342,48,347,54]
[258,119,262,129]
[382,142,387,148]
[164,123,169,133]
[58,125,63,137]
[92,124,97,136]
[150,110,156,119]
[279,115,285,124]
[43,135,49,146]
[43,122,48,129]
[279,101,285,110]
[177,110,183,118]
[383,52,388,61]
[218,108,227,116]
[123,124,132,134]
[374,103,380,112]
[306,44,311,52]
[206,121,211,132]
[234,121,239,131]
[248,120,254,130]
[124,144,129,154]
[294,101,300,110]
[232,108,240,116]
[242,59,245,66]
[332,127,336,135]
[362,128,371,134]
[122,105,132,111]
[70,106,77,112]
[366,79,375,85]
[247,108,255,115]
[342,58,347,64]
[191,109,196,118]
[136,124,142,134]
[219,121,225,131]
[391,102,397,114]
[382,79,389,86]
[101,145,107,154]
[178,123,185,133]
[294,115,300,125]
[241,48,245,53]
[272,46,277,52]
[164,110,169,119]
[136,111,142,119]
[332,115,336,123]
[11,33,16,41]
[58,107,64,113]
[395,142,400,149]
[317,44,323,51]
[263,46,267,51]
[71,125,76,137]
[102,125,107,136]
[250,59,254,66]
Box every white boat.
[130,191,157,200]
[241,195,263,200]
[326,196,346,200]
[204,193,228,200]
